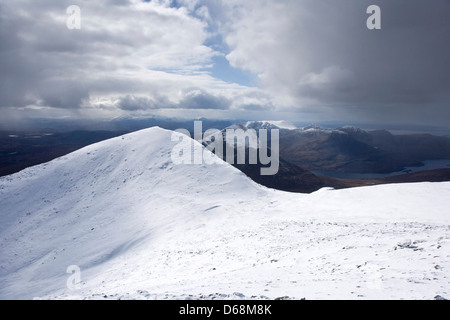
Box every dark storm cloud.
[0,1,95,109]
[219,0,450,124]
[38,81,90,109]
[116,94,173,111]
[116,89,231,111]
[176,88,231,110]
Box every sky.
[1,0,449,128]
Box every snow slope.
[0,127,449,300]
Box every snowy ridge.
[0,127,449,300]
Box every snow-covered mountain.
[0,127,449,300]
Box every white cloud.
[0,0,268,119]
[210,0,450,124]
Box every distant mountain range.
[210,121,450,193]
[1,121,450,193]
[239,121,450,174]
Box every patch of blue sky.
[209,55,256,87]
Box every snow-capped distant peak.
[300,124,335,134]
[338,126,368,134]
[244,120,298,130]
